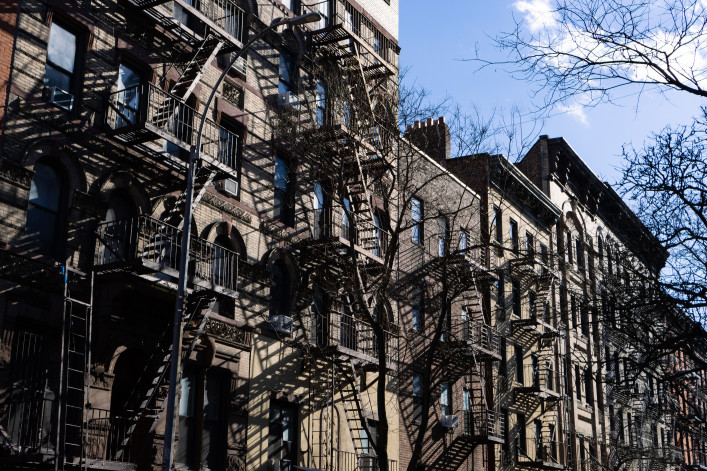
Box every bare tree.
[491,0,707,109]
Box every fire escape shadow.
[427,436,476,471]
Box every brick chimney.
[404,116,451,165]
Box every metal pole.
[161,12,320,470]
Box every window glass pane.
[44,64,71,91]
[179,374,195,417]
[47,23,76,73]
[413,373,422,397]
[279,53,294,94]
[313,182,324,210]
[29,163,61,211]
[275,157,288,191]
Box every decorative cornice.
[201,192,252,224]
[203,319,252,349]
[0,159,32,188]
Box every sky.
[399,1,706,184]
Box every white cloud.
[556,104,589,125]
[513,0,558,32]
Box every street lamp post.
[162,11,321,470]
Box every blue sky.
[399,1,705,184]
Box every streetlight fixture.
[162,11,321,470]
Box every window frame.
[274,155,295,227]
[509,218,519,253]
[26,161,68,258]
[410,196,423,244]
[44,20,82,111]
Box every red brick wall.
[0,0,19,149]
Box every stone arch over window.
[97,171,151,217]
[204,221,246,260]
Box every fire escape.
[47,0,247,469]
[276,1,400,469]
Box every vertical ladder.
[57,268,94,471]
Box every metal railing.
[128,0,245,44]
[107,83,239,170]
[518,364,558,393]
[335,449,398,471]
[310,311,397,364]
[461,320,500,357]
[0,391,55,453]
[339,217,389,258]
[84,408,136,464]
[95,215,239,292]
[461,407,504,441]
[304,0,399,70]
[517,438,565,465]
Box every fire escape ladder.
[336,358,373,461]
[170,35,226,101]
[113,292,217,461]
[57,268,94,471]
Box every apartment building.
[409,121,703,471]
[0,0,403,470]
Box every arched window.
[270,260,291,316]
[212,234,236,289]
[102,190,138,263]
[26,161,67,258]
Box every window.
[461,308,470,342]
[26,162,67,258]
[281,0,299,13]
[581,301,589,336]
[274,156,294,226]
[211,234,236,290]
[102,190,138,264]
[598,237,604,269]
[575,365,582,402]
[540,244,548,269]
[497,272,506,319]
[313,182,329,239]
[44,21,79,110]
[411,288,423,331]
[570,294,578,329]
[585,368,594,406]
[440,307,450,342]
[217,118,241,172]
[412,373,423,423]
[566,231,573,264]
[438,217,448,257]
[531,354,539,388]
[528,291,536,319]
[372,212,385,257]
[270,260,291,316]
[459,230,469,254]
[576,238,584,270]
[502,408,510,460]
[534,419,542,457]
[499,338,507,377]
[515,345,524,384]
[177,369,228,469]
[509,219,519,253]
[512,279,521,318]
[494,207,503,256]
[411,197,423,244]
[315,80,326,126]
[279,51,295,94]
[342,196,352,240]
[517,413,527,455]
[269,402,298,469]
[316,0,330,29]
[115,63,141,126]
[174,0,205,36]
[440,382,451,416]
[525,232,534,257]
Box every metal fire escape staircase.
[105,293,218,466]
[337,358,375,465]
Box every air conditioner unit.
[270,314,293,335]
[278,91,300,111]
[441,414,459,429]
[216,178,239,198]
[230,54,247,75]
[44,86,74,111]
[278,459,291,471]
